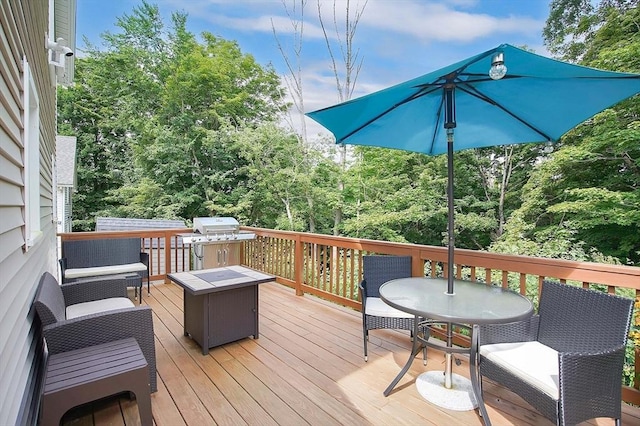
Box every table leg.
[183,290,188,337]
[470,325,491,425]
[201,295,209,355]
[383,315,423,396]
[253,285,259,339]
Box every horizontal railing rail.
[58,227,640,404]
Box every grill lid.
[194,217,239,234]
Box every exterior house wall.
[0,0,73,424]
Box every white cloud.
[210,14,330,39]
[163,1,544,52]
[360,2,542,43]
[153,0,547,140]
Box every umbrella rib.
[457,83,555,142]
[339,85,444,142]
[330,50,501,143]
[428,95,446,154]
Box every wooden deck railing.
[58,226,640,404]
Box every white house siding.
[0,0,62,424]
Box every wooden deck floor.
[62,280,640,426]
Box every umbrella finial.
[489,52,507,80]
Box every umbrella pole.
[444,85,456,296]
[444,85,456,389]
[445,127,455,389]
[446,127,455,295]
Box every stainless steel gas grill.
[181,217,255,269]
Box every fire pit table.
[168,265,274,354]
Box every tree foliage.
[60,1,294,228]
[543,0,638,62]
[495,2,640,264]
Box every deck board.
[62,280,640,426]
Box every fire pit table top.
[168,265,274,296]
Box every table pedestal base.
[416,371,477,411]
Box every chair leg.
[131,374,153,426]
[363,329,369,361]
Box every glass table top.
[379,277,533,324]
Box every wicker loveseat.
[472,280,633,425]
[59,237,150,295]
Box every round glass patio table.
[379,277,533,417]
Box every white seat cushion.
[64,262,147,280]
[480,341,559,400]
[365,297,414,318]
[66,297,135,319]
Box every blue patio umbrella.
[307,43,640,294]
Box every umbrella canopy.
[307,44,640,154]
[306,43,640,294]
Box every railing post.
[411,248,422,277]
[164,230,172,284]
[294,234,303,296]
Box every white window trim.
[24,58,42,250]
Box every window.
[24,58,41,249]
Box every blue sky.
[76,0,551,135]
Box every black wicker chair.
[472,280,633,426]
[32,272,157,393]
[359,255,426,362]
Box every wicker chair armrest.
[477,315,540,345]
[61,275,130,305]
[559,345,627,393]
[43,306,157,392]
[59,258,68,283]
[140,252,149,267]
[359,279,368,306]
[558,345,626,423]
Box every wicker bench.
[40,338,152,426]
[60,237,150,298]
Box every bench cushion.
[480,341,559,400]
[365,297,414,318]
[66,297,135,319]
[64,262,147,280]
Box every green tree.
[497,4,640,265]
[59,1,289,227]
[543,0,637,62]
[341,147,443,244]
